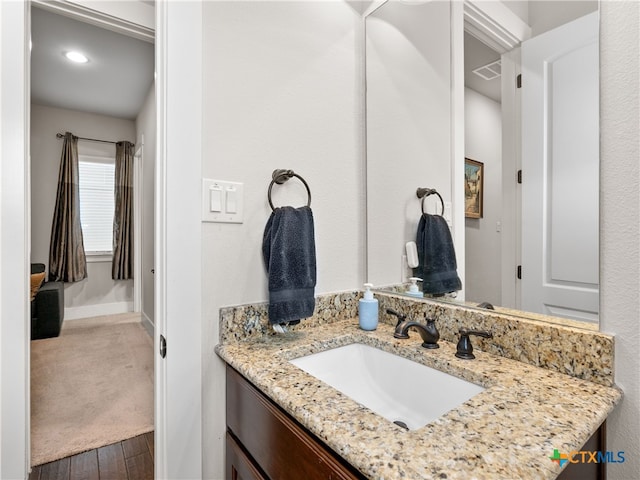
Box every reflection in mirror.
[365,1,599,328]
[365,0,453,288]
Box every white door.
[520,12,599,323]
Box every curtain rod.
[56,132,117,145]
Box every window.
[78,157,115,254]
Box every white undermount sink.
[290,343,485,430]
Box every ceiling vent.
[472,59,501,80]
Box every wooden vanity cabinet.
[226,364,606,480]
[226,431,267,480]
[226,365,365,480]
[558,423,606,480]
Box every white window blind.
[78,159,115,254]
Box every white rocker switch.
[209,185,223,212]
[225,187,237,214]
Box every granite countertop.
[216,318,622,480]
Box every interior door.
[520,12,599,323]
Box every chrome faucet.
[389,310,440,349]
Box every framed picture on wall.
[464,158,484,218]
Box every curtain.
[112,141,134,280]
[49,132,87,282]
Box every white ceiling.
[464,32,502,103]
[31,6,154,120]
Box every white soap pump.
[407,277,423,298]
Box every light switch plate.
[202,179,244,223]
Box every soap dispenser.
[406,277,423,298]
[359,283,379,331]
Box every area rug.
[30,313,154,466]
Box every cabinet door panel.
[226,432,267,480]
[226,365,363,480]
[557,423,605,480]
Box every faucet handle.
[455,328,493,360]
[386,308,407,328]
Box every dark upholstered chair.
[31,263,64,340]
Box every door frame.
[0,1,204,478]
[461,0,531,309]
[134,138,144,314]
[154,2,203,476]
[0,1,30,477]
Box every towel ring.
[268,169,312,211]
[416,187,445,216]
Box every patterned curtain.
[49,132,87,282]
[112,141,134,280]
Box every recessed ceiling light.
[64,51,89,64]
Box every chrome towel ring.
[268,169,312,211]
[416,187,445,216]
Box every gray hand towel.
[414,214,462,295]
[262,206,316,325]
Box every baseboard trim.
[64,302,134,321]
[141,311,154,337]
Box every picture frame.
[464,158,484,218]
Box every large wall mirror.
[365,0,600,328]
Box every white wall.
[599,1,640,478]
[528,0,597,37]
[501,1,598,37]
[366,0,453,287]
[501,0,528,25]
[30,103,135,318]
[200,1,364,478]
[464,87,502,305]
[135,84,155,327]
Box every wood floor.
[29,432,154,480]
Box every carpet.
[30,313,154,466]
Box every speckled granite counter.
[219,290,615,387]
[216,317,622,479]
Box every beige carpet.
[30,313,154,466]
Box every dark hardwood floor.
[29,432,154,480]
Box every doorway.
[463,31,503,307]
[28,2,155,470]
[2,2,204,478]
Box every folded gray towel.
[414,214,462,295]
[262,206,316,325]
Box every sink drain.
[393,420,409,430]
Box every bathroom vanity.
[226,365,363,480]
[216,294,621,480]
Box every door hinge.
[517,169,522,184]
[516,74,522,88]
[517,265,522,279]
[160,335,167,358]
